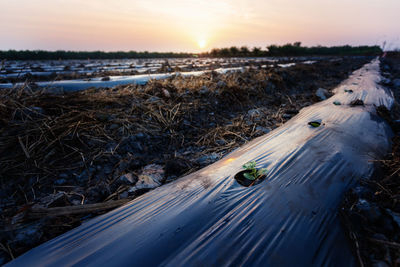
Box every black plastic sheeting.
[0,67,243,92]
[7,59,395,266]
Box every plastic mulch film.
[7,58,394,266]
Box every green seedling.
[333,101,341,105]
[242,161,267,180]
[308,121,321,127]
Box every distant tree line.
[0,43,382,60]
[0,50,194,60]
[265,42,382,56]
[201,42,382,57]
[204,46,264,58]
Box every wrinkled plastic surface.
[7,59,394,266]
[0,62,303,91]
[0,67,245,92]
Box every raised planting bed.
[0,57,372,265]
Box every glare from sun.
[198,39,206,49]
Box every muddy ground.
[341,53,400,267]
[0,57,371,264]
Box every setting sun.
[1,0,399,51]
[198,39,206,49]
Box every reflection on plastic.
[7,59,394,266]
[0,67,244,92]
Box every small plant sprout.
[308,121,321,127]
[242,161,267,180]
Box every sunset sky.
[1,0,399,52]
